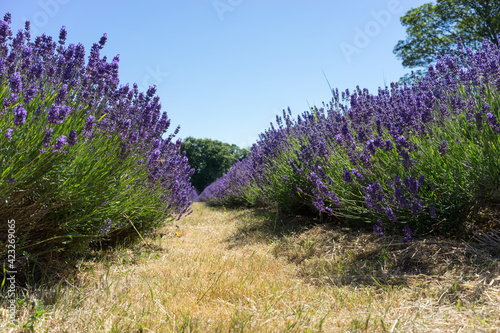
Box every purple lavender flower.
[312,196,326,212]
[25,87,38,104]
[24,20,30,36]
[475,113,483,131]
[120,119,131,137]
[10,72,22,93]
[334,133,343,145]
[154,37,500,223]
[411,200,424,216]
[402,226,415,243]
[373,224,384,236]
[55,84,67,104]
[52,135,67,152]
[148,148,161,167]
[418,175,425,187]
[129,130,139,144]
[101,218,112,235]
[352,168,365,181]
[68,130,78,146]
[373,219,384,236]
[13,105,27,126]
[47,105,70,124]
[7,177,15,186]
[486,112,496,124]
[364,195,375,210]
[98,33,107,49]
[359,153,371,167]
[429,206,437,219]
[394,136,408,152]
[342,167,353,183]
[385,207,397,222]
[4,94,19,109]
[438,140,448,156]
[43,132,53,147]
[382,139,393,151]
[146,85,157,98]
[83,115,95,136]
[4,12,11,23]
[5,128,13,139]
[486,112,500,132]
[58,25,67,45]
[403,176,419,196]
[328,191,341,207]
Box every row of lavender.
[0,14,194,264]
[201,38,500,237]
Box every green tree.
[394,0,500,69]
[181,137,248,193]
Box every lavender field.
[1,6,500,332]
[200,37,500,241]
[0,14,195,278]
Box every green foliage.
[0,19,194,280]
[0,81,176,262]
[202,39,500,236]
[216,84,500,235]
[181,137,248,193]
[394,0,500,68]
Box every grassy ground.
[1,202,499,332]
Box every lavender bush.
[0,14,194,269]
[201,37,500,238]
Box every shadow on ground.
[222,206,500,304]
[0,227,170,297]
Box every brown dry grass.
[1,202,499,332]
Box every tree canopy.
[181,137,248,193]
[394,0,500,69]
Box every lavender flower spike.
[13,105,27,126]
[101,218,112,235]
[402,226,415,243]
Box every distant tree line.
[181,137,248,193]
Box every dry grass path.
[1,202,499,332]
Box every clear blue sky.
[3,0,429,148]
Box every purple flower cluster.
[52,135,67,152]
[438,140,448,156]
[47,105,70,124]
[201,36,500,236]
[13,105,26,126]
[0,13,194,219]
[373,218,384,236]
[68,129,77,146]
[402,226,415,243]
[101,218,112,235]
